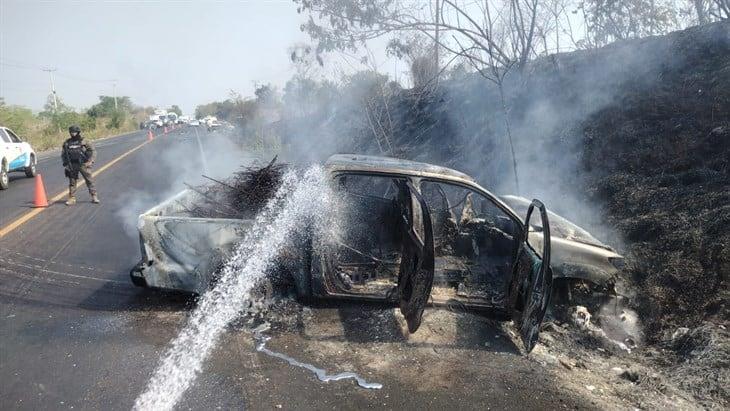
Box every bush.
[42,111,96,136]
[105,110,126,129]
[0,105,35,136]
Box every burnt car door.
[508,199,553,353]
[396,181,435,333]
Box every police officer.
[62,125,99,205]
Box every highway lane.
[0,126,594,410]
[0,130,151,228]
[0,126,253,409]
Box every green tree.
[39,93,72,117]
[195,100,238,121]
[41,111,96,136]
[87,95,132,118]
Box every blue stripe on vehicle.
[8,153,28,171]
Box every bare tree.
[387,33,441,89]
[580,0,680,46]
[295,0,547,191]
[693,0,710,23]
[676,0,728,27]
[709,0,730,19]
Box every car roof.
[325,154,476,184]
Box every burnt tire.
[129,263,148,287]
[24,155,37,178]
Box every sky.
[0,0,396,114]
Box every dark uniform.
[62,125,99,204]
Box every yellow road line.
[0,139,151,238]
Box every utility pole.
[42,67,58,112]
[112,80,118,110]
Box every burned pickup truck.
[131,154,624,351]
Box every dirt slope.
[358,21,730,406]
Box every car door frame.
[395,179,435,333]
[412,177,552,350]
[308,171,429,302]
[507,199,553,353]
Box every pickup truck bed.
[131,189,253,293]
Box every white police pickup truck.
[0,126,37,190]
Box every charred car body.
[131,155,624,351]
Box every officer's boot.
[91,193,100,204]
[67,185,76,206]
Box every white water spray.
[134,166,332,411]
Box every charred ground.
[337,22,729,342]
[271,21,729,406]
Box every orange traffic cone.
[164,126,168,134]
[33,174,49,208]
[147,130,154,141]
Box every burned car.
[131,155,624,352]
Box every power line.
[0,60,42,70]
[0,58,116,84]
[54,71,113,84]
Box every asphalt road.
[0,127,597,410]
[1,130,144,228]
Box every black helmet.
[69,125,81,134]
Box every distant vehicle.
[166,113,178,125]
[207,120,221,132]
[148,115,164,129]
[201,116,218,127]
[0,126,37,190]
[189,119,200,126]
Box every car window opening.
[328,174,522,309]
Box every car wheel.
[0,162,9,190]
[25,155,37,178]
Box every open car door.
[396,181,435,333]
[508,199,553,353]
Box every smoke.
[271,28,698,249]
[431,35,691,247]
[113,127,256,240]
[134,166,334,411]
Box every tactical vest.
[66,140,88,162]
